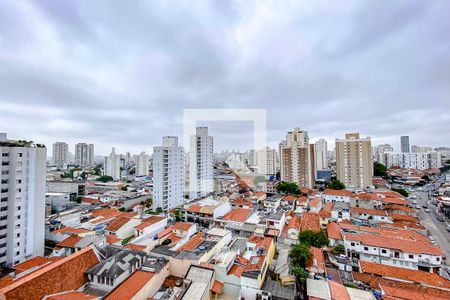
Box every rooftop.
[104,270,154,300]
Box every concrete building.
[153,136,185,211]
[314,139,328,174]
[411,145,433,153]
[136,152,150,176]
[400,136,410,153]
[335,133,373,190]
[75,143,94,166]
[375,144,394,164]
[0,133,46,266]
[382,152,441,170]
[52,142,69,168]
[279,128,313,188]
[256,147,277,176]
[104,147,120,181]
[189,127,214,200]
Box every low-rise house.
[330,202,350,222]
[264,211,286,239]
[300,213,320,232]
[105,216,142,240]
[383,204,416,216]
[263,195,282,211]
[280,215,301,245]
[185,196,232,228]
[344,232,443,272]
[308,198,322,213]
[133,216,167,237]
[306,247,326,276]
[350,207,392,223]
[84,246,147,296]
[46,227,93,243]
[318,202,333,229]
[322,189,353,203]
[350,192,382,209]
[327,222,343,247]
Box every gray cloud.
[0,0,449,155]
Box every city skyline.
[1,1,449,154]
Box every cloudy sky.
[1,1,449,155]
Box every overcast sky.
[1,1,449,155]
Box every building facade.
[189,127,214,200]
[136,152,150,176]
[75,143,94,166]
[104,147,120,181]
[400,136,410,153]
[0,133,46,266]
[256,147,277,176]
[382,152,441,170]
[153,136,185,210]
[279,128,313,188]
[52,142,69,168]
[314,139,328,174]
[335,133,373,190]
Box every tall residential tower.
[189,127,214,199]
[52,142,69,168]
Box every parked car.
[436,215,444,222]
[423,205,428,209]
[447,225,450,232]
[425,209,430,213]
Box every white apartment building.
[382,152,441,170]
[314,139,328,174]
[411,145,433,153]
[153,136,185,211]
[135,151,150,176]
[256,147,277,176]
[0,133,46,266]
[52,142,69,169]
[75,143,94,166]
[189,127,214,200]
[280,128,313,188]
[104,147,120,180]
[335,133,373,190]
[375,144,393,164]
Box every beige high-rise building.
[279,128,313,188]
[335,133,373,190]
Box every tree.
[392,188,409,197]
[332,244,345,255]
[121,185,129,191]
[298,230,329,248]
[140,198,153,210]
[373,162,388,177]
[327,179,345,190]
[290,243,312,268]
[276,181,301,195]
[290,265,309,282]
[96,175,114,183]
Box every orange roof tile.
[319,202,334,218]
[91,208,122,219]
[0,276,13,289]
[211,280,224,294]
[227,265,245,278]
[247,236,273,253]
[329,280,350,300]
[360,261,450,289]
[308,198,322,208]
[106,216,132,232]
[301,213,320,232]
[172,222,193,231]
[282,195,297,202]
[0,247,100,300]
[134,216,165,231]
[124,244,146,251]
[327,222,343,240]
[381,197,408,205]
[380,284,448,300]
[383,204,415,214]
[306,247,325,273]
[286,216,301,231]
[388,213,419,223]
[57,235,83,248]
[105,270,155,300]
[178,232,204,252]
[376,191,405,199]
[106,234,120,245]
[14,256,53,275]
[245,256,265,272]
[323,189,353,197]
[47,291,96,300]
[345,233,442,255]
[351,207,388,216]
[222,208,253,223]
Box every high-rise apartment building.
[279,128,313,188]
[104,147,120,181]
[136,152,150,176]
[256,147,277,176]
[314,139,328,173]
[335,133,373,190]
[75,143,94,166]
[153,136,185,210]
[400,136,410,153]
[189,127,214,199]
[411,145,433,153]
[0,133,46,266]
[382,152,441,170]
[375,144,394,164]
[52,142,69,168]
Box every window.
[350,242,355,246]
[1,197,7,202]
[408,254,414,259]
[1,153,8,157]
[364,247,369,251]
[0,207,7,212]
[381,249,387,254]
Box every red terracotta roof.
[178,232,204,252]
[376,191,405,199]
[319,202,334,218]
[106,216,132,232]
[306,247,325,273]
[105,270,155,300]
[245,256,265,272]
[106,234,120,244]
[301,213,320,232]
[0,247,100,300]
[327,222,343,240]
[380,284,448,300]
[227,265,245,278]
[134,216,165,231]
[14,257,53,275]
[381,197,408,205]
[383,204,415,214]
[329,280,350,300]
[124,244,146,251]
[323,189,353,197]
[345,233,442,255]
[222,208,253,223]
[57,235,83,248]
[308,198,322,208]
[51,227,90,235]
[172,222,193,231]
[359,261,450,289]
[286,216,301,231]
[211,280,224,294]
[247,236,273,253]
[47,291,96,300]
[351,207,388,216]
